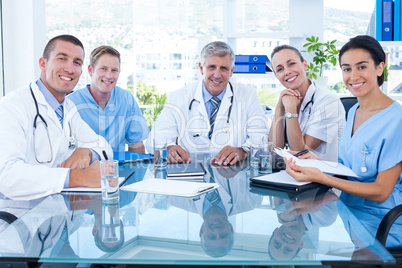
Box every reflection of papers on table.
[274,148,358,177]
[62,177,126,193]
[120,179,219,197]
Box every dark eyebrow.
[356,61,369,65]
[341,60,369,67]
[55,52,68,57]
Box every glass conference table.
[0,154,397,266]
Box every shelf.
[232,73,275,79]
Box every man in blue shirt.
[68,46,149,154]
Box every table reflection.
[0,156,396,266]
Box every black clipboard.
[249,177,328,194]
[250,180,330,200]
[166,162,206,177]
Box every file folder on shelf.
[394,0,402,41]
[382,0,393,41]
[234,63,271,73]
[376,0,383,41]
[235,55,268,64]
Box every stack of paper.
[120,179,218,197]
[274,148,358,177]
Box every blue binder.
[382,0,393,41]
[114,151,154,163]
[376,0,383,41]
[235,55,268,64]
[234,64,270,73]
[394,0,402,41]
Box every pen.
[294,149,309,157]
[102,150,109,160]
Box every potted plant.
[302,36,339,81]
[381,63,390,94]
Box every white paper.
[120,179,219,197]
[274,148,358,177]
[253,170,312,186]
[62,177,125,192]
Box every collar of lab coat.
[193,80,233,119]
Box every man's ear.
[199,62,204,75]
[39,57,47,72]
[88,65,94,77]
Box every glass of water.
[153,138,167,169]
[249,139,261,169]
[259,141,273,174]
[100,160,119,204]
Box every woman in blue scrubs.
[284,35,402,214]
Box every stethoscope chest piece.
[68,137,76,150]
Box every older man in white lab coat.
[0,35,112,200]
[147,41,268,166]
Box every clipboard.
[166,162,206,177]
[120,179,219,197]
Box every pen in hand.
[102,150,109,160]
[294,149,309,157]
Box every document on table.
[62,177,126,193]
[62,169,135,193]
[274,148,358,177]
[120,179,219,197]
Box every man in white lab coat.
[146,41,268,166]
[0,35,112,200]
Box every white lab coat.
[0,82,112,200]
[146,81,268,154]
[0,194,83,257]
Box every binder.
[382,0,393,41]
[233,63,271,73]
[376,0,383,41]
[394,0,402,41]
[235,55,268,64]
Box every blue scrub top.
[338,101,402,214]
[67,85,149,152]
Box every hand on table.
[211,146,247,166]
[167,145,191,164]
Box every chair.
[376,204,402,266]
[340,96,358,120]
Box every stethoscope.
[37,218,52,256]
[30,84,76,163]
[301,91,315,116]
[188,82,234,136]
[284,91,315,146]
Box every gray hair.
[200,41,235,68]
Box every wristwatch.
[285,112,298,119]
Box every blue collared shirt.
[202,81,227,119]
